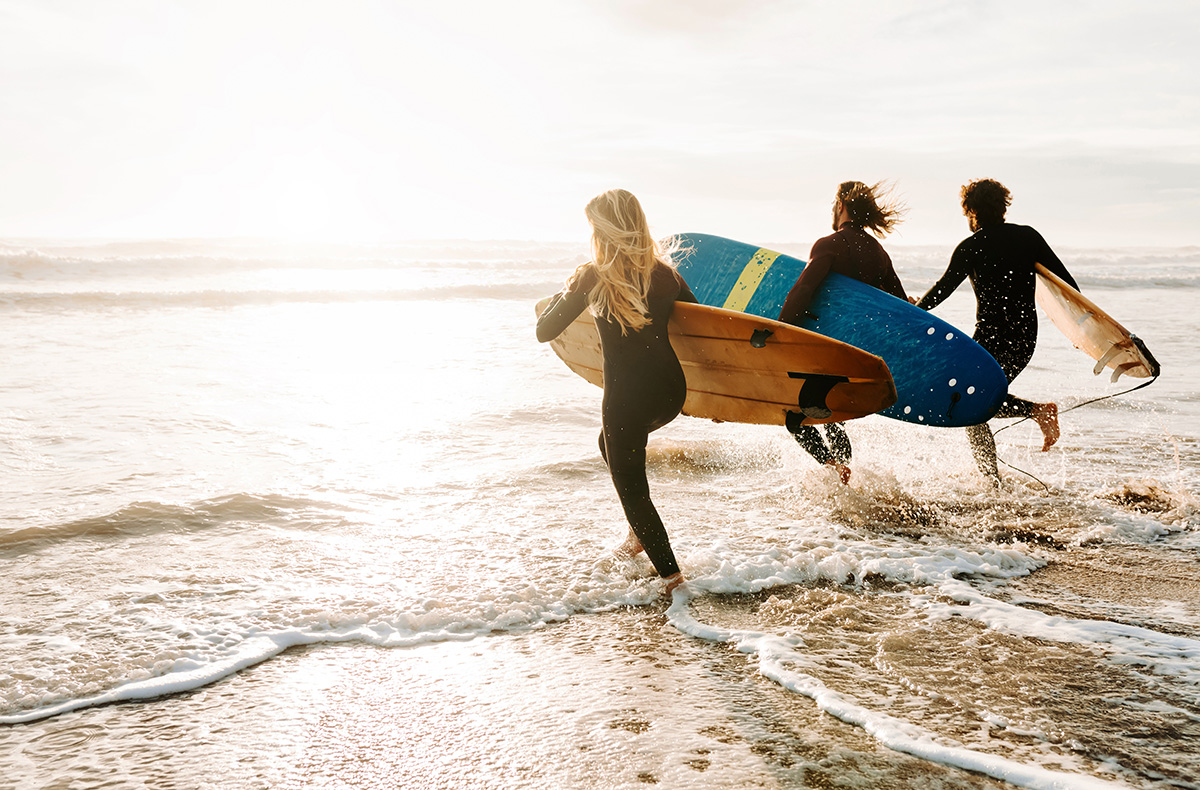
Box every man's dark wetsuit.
[916,222,1078,418]
[778,223,909,466]
[536,263,697,579]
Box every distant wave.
[1068,273,1200,289]
[893,246,1200,290]
[1061,246,1200,265]
[5,242,1197,291]
[0,240,586,274]
[900,269,1200,291]
[0,282,564,310]
[0,492,346,550]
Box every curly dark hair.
[960,179,1011,228]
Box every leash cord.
[992,374,1160,489]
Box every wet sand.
[4,537,1198,790]
[2,607,1016,790]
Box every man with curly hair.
[915,178,1079,483]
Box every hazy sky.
[1,0,1197,246]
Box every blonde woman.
[537,189,697,594]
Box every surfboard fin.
[1110,362,1138,383]
[1093,336,1160,380]
[786,372,849,422]
[946,391,961,420]
[750,328,773,348]
[1093,344,1123,376]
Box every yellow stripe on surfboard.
[721,248,780,312]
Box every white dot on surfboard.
[926,327,935,335]
[967,386,975,394]
[948,378,957,387]
[904,406,912,414]
[918,415,925,421]
[945,332,954,340]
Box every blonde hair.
[573,189,679,335]
[836,180,906,237]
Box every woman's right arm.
[536,278,589,343]
[535,289,587,342]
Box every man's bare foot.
[1032,403,1060,451]
[613,531,644,559]
[826,461,852,485]
[663,573,684,595]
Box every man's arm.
[1028,227,1079,291]
[879,250,909,302]
[916,245,971,311]
[778,238,835,325]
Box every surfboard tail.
[1035,265,1161,381]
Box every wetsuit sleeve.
[536,268,593,343]
[675,270,698,303]
[778,237,835,325]
[879,250,909,302]
[1027,228,1080,291]
[916,244,971,311]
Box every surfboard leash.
[995,370,1160,435]
[995,457,1049,490]
[991,368,1161,490]
[1056,374,1160,418]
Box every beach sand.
[2,605,1022,790]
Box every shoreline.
[2,608,1018,790]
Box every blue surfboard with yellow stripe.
[675,233,1006,427]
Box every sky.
[0,0,1197,247]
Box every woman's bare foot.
[663,573,685,595]
[1032,402,1060,451]
[826,461,852,485]
[613,531,644,559]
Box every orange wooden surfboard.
[1035,264,1160,382]
[535,298,896,426]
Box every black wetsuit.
[536,263,697,579]
[917,222,1078,416]
[917,222,1078,477]
[778,223,909,466]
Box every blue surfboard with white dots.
[675,233,1006,427]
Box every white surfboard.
[1035,264,1160,382]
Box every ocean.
[0,237,1197,790]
